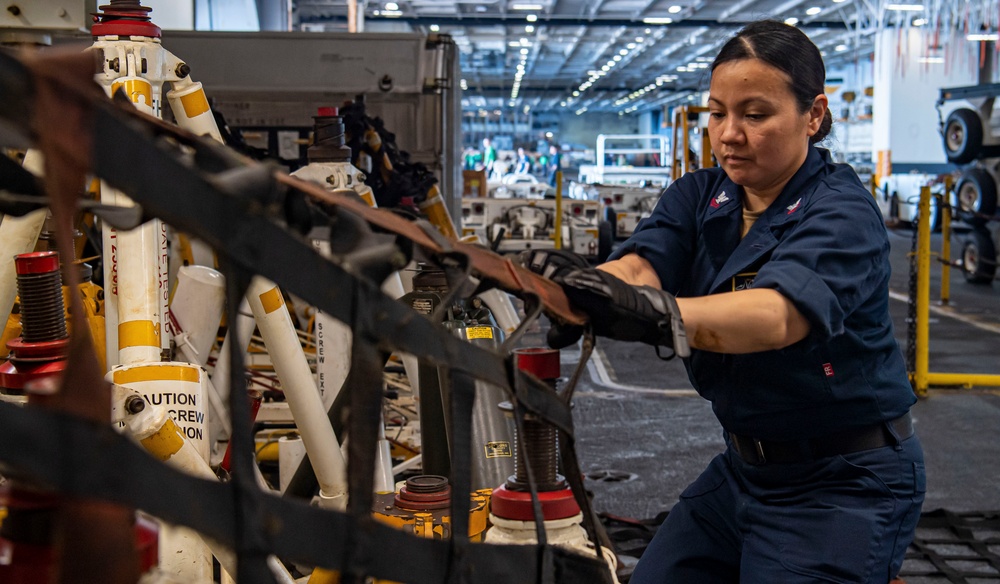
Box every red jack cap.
[92,1,161,39]
[14,252,59,276]
[513,347,560,381]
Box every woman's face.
[707,58,826,198]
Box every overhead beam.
[300,14,850,29]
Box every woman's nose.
[719,118,742,143]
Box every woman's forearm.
[676,288,810,353]
[597,253,662,287]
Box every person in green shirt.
[482,137,498,176]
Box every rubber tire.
[953,167,998,224]
[597,220,614,263]
[943,108,984,164]
[961,228,997,284]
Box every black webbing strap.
[222,262,275,583]
[557,330,608,561]
[447,370,476,582]
[342,331,385,580]
[0,401,614,583]
[509,373,556,584]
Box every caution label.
[467,326,494,340]
[484,441,512,458]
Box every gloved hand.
[560,269,689,357]
[519,248,591,280]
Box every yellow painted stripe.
[111,79,152,108]
[360,191,375,207]
[113,364,200,384]
[140,418,185,461]
[180,89,210,118]
[118,320,160,349]
[259,286,284,314]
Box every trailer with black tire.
[938,83,1000,283]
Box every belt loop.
[884,419,903,450]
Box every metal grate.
[899,510,1000,584]
[602,509,1000,583]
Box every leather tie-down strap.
[0,50,614,582]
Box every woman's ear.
[807,94,829,136]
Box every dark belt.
[728,412,913,466]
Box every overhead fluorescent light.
[525,25,534,32]
[668,5,682,13]
[643,17,673,24]
[912,18,927,26]
[968,33,1000,41]
[512,3,544,9]
[886,3,923,10]
[429,24,440,31]
[918,56,944,63]
[835,44,848,51]
[785,17,799,25]
[526,14,538,22]
[382,10,402,16]
[806,6,822,15]
[385,2,399,10]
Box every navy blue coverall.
[611,147,925,583]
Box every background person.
[515,147,532,174]
[546,144,561,187]
[529,19,924,584]
[481,137,497,177]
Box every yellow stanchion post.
[554,170,563,250]
[914,186,931,397]
[910,181,1000,392]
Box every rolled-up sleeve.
[608,173,702,293]
[752,183,887,341]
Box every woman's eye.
[709,112,725,119]
[745,113,766,120]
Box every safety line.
[889,290,1000,335]
[561,346,697,396]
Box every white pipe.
[100,184,121,371]
[169,265,225,367]
[169,265,229,439]
[114,211,165,365]
[392,453,422,476]
[277,434,306,494]
[374,416,394,493]
[246,277,348,511]
[166,74,223,143]
[477,288,521,337]
[209,297,254,442]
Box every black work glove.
[519,248,591,280]
[554,268,690,358]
